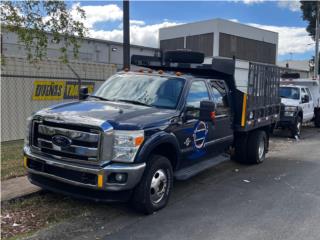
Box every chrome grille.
[32,121,101,162]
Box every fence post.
[67,63,82,100]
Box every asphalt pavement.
[28,127,320,240]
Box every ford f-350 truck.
[24,51,281,214]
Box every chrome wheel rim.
[150,169,167,204]
[258,138,265,161]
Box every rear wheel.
[131,155,173,214]
[291,116,302,138]
[234,130,267,164]
[247,130,267,164]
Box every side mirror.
[302,95,309,103]
[79,86,89,100]
[199,101,215,122]
[184,105,197,121]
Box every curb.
[1,176,42,202]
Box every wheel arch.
[135,132,181,170]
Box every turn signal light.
[135,136,144,146]
[97,174,103,188]
[210,111,216,121]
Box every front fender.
[134,131,181,164]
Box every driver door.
[174,80,215,168]
[301,88,314,121]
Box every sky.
[69,0,314,62]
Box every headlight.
[112,130,144,162]
[284,106,297,112]
[24,117,33,145]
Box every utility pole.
[123,0,130,70]
[314,1,320,80]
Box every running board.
[174,154,230,180]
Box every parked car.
[23,51,281,214]
[278,78,320,138]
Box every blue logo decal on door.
[193,121,208,149]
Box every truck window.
[279,87,300,100]
[301,88,308,100]
[209,80,230,116]
[306,88,313,100]
[94,74,185,109]
[186,81,210,108]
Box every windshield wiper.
[89,95,112,101]
[115,99,152,107]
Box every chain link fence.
[1,57,117,142]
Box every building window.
[219,33,276,64]
[186,33,214,57]
[160,37,184,51]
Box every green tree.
[301,1,319,39]
[0,0,87,63]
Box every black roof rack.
[131,50,235,77]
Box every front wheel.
[291,116,302,138]
[131,155,173,214]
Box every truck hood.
[35,100,178,130]
[281,98,299,107]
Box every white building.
[278,60,311,78]
[1,28,160,69]
[159,18,279,64]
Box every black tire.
[290,116,302,138]
[315,108,320,128]
[247,130,267,164]
[131,155,173,214]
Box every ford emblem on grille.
[52,135,72,147]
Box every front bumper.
[23,146,146,192]
[278,115,296,127]
[28,173,133,202]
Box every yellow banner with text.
[32,80,95,100]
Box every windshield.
[279,87,300,100]
[93,74,185,109]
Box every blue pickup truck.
[24,51,281,214]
